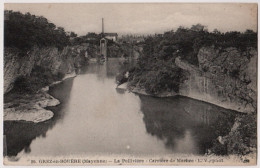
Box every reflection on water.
[4,58,237,158]
[4,78,74,156]
[139,95,236,154]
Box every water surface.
[4,58,237,158]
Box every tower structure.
[102,18,104,35]
[100,18,107,61]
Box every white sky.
[4,3,258,35]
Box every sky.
[4,3,258,35]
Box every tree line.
[142,24,257,66]
[4,10,78,52]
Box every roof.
[104,33,118,36]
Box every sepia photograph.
[1,1,258,166]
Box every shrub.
[226,114,257,155]
[11,66,65,93]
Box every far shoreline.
[117,82,249,114]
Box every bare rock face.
[178,46,257,113]
[4,45,88,94]
[4,44,89,122]
[4,91,59,123]
[198,46,256,89]
[4,48,35,93]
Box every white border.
[2,0,260,3]
[0,1,259,168]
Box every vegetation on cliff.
[4,11,87,94]
[210,113,257,156]
[11,66,65,94]
[4,11,87,123]
[4,10,75,52]
[126,24,257,95]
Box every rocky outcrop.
[4,89,59,123]
[4,44,89,123]
[4,48,35,93]
[108,43,143,59]
[4,44,88,94]
[124,46,257,114]
[177,47,257,113]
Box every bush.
[12,66,65,93]
[211,139,228,155]
[128,59,188,94]
[210,114,257,156]
[226,114,257,155]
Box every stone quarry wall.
[177,47,257,113]
[108,43,143,59]
[4,44,89,94]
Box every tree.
[191,24,206,32]
[4,10,70,51]
[70,31,77,37]
[213,28,221,34]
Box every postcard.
[2,2,258,166]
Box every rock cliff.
[4,44,89,122]
[177,46,257,113]
[124,45,257,114]
[4,44,89,94]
